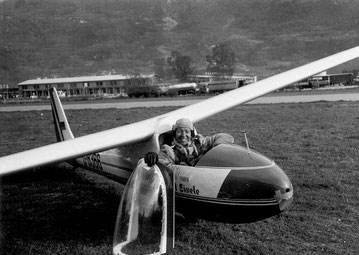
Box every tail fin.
[49,87,74,142]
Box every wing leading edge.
[169,45,359,123]
[0,118,159,175]
[1,46,359,175]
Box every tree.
[206,43,236,77]
[167,51,195,82]
[153,57,167,79]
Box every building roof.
[18,74,154,86]
[190,74,255,79]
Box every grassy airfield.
[0,101,358,254]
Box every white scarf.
[173,139,198,157]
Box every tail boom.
[49,87,74,142]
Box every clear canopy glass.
[113,160,174,255]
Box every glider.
[1,46,359,254]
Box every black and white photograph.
[1,0,358,254]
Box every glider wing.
[1,46,359,175]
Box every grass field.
[0,101,358,254]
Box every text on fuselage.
[175,183,200,195]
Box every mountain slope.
[1,0,359,84]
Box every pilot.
[144,118,234,167]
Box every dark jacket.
[158,133,234,166]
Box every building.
[189,74,257,85]
[18,74,156,98]
[0,84,19,99]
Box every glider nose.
[268,162,293,212]
[275,181,293,212]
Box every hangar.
[18,74,156,98]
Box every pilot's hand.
[144,152,158,167]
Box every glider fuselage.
[74,143,293,223]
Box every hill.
[1,0,359,84]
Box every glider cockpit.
[158,128,293,223]
[169,143,293,223]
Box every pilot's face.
[175,127,192,146]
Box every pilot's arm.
[198,133,234,151]
[144,145,176,167]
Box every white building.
[18,74,156,98]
